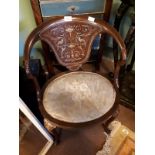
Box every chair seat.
[43,72,116,123]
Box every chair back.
[24,16,126,99]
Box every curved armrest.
[98,21,127,89]
[23,28,41,102]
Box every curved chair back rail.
[24,16,126,99]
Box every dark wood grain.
[30,0,43,25]
[30,0,113,74]
[103,0,113,22]
[24,16,126,132]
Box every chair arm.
[99,21,127,89]
[23,28,41,102]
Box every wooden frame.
[30,0,113,23]
[30,0,113,74]
[23,16,126,133]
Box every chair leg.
[50,127,62,145]
[102,109,119,134]
[44,118,62,145]
[102,117,114,134]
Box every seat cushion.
[43,72,116,123]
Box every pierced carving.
[40,21,102,71]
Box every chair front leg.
[44,118,62,145]
[102,108,119,134]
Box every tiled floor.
[19,103,134,155]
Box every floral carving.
[40,21,102,70]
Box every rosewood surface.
[24,16,126,136]
[30,0,113,74]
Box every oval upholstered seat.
[43,72,116,123]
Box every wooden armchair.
[24,16,126,143]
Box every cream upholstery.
[43,72,116,123]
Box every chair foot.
[51,127,62,145]
[44,118,62,144]
[102,109,119,134]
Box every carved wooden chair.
[24,16,126,144]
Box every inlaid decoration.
[40,21,102,70]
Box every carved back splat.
[39,20,102,71]
[24,16,126,95]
